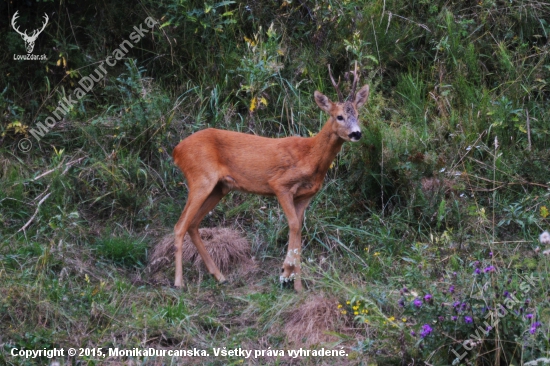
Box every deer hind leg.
[174,179,220,288]
[187,183,227,283]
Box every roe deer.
[172,64,369,291]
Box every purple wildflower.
[503,291,509,298]
[420,324,433,338]
[449,285,455,293]
[438,316,444,322]
[484,265,495,273]
[474,268,481,275]
[530,322,542,334]
[398,298,405,307]
[424,294,433,302]
[526,313,534,319]
[413,298,422,308]
[464,316,473,324]
[410,330,416,336]
[452,316,458,321]
[489,251,493,257]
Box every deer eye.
[337,115,344,121]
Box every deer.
[172,63,369,292]
[11,11,49,54]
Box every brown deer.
[172,63,369,291]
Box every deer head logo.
[11,11,49,54]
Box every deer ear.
[355,84,370,109]
[314,91,332,113]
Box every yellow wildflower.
[249,97,257,112]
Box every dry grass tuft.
[420,176,454,197]
[283,293,354,348]
[147,227,256,283]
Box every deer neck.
[310,119,345,175]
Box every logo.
[11,10,49,54]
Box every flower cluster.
[337,300,369,320]
[420,324,433,338]
[399,260,545,358]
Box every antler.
[348,61,359,101]
[31,13,49,39]
[327,64,344,103]
[11,11,48,40]
[11,11,27,38]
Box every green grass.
[95,234,148,266]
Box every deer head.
[12,11,49,54]
[315,62,370,142]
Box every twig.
[65,7,81,52]
[381,137,384,217]
[389,12,431,33]
[17,190,52,233]
[526,109,531,151]
[449,131,486,173]
[32,156,86,181]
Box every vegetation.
[1,0,550,364]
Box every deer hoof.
[293,279,303,292]
[279,272,296,284]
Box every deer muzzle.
[348,131,362,141]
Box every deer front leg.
[276,193,308,292]
[284,197,312,290]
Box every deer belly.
[220,175,274,196]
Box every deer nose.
[348,131,362,141]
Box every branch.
[17,190,52,233]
